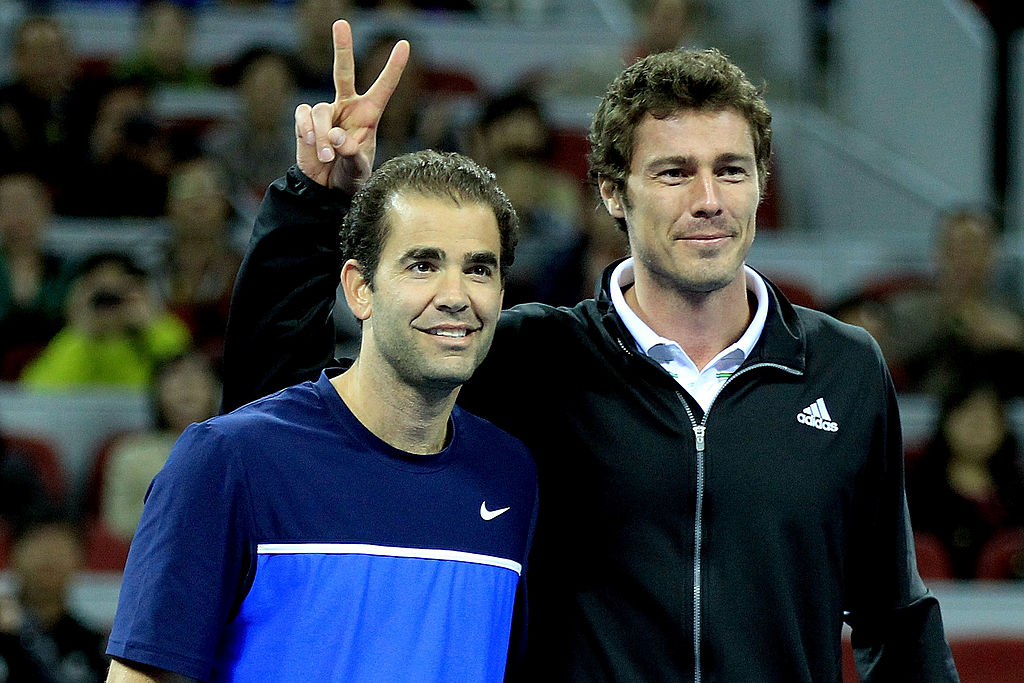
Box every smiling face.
[602,108,760,298]
[344,192,504,394]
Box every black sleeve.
[221,167,348,413]
[846,353,959,681]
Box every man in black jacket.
[223,21,959,683]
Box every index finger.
[332,19,356,103]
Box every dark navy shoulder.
[208,379,323,434]
[452,405,534,463]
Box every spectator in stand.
[553,202,630,305]
[468,90,583,306]
[0,172,73,379]
[624,0,704,63]
[113,1,210,90]
[533,0,708,101]
[907,378,1024,578]
[205,46,300,209]
[1,515,109,683]
[100,351,220,543]
[0,15,106,208]
[158,157,243,359]
[19,252,191,390]
[0,610,48,682]
[60,77,174,217]
[0,435,55,544]
[884,206,1024,396]
[294,0,352,97]
[827,292,905,386]
[355,29,458,164]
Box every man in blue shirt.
[105,22,536,682]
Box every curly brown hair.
[588,48,772,228]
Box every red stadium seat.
[913,531,953,580]
[975,528,1024,580]
[4,433,68,503]
[421,67,480,95]
[84,517,132,572]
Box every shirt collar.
[609,257,769,362]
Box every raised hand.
[294,20,409,193]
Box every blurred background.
[0,0,1022,680]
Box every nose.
[435,269,470,312]
[692,172,723,218]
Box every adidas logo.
[797,398,839,432]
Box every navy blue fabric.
[107,370,537,681]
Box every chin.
[419,362,479,390]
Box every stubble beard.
[372,325,491,399]
[635,242,740,300]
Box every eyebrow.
[400,247,499,268]
[464,251,499,268]
[716,152,755,166]
[401,247,445,262]
[646,152,755,168]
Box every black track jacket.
[223,168,959,682]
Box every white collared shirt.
[609,258,769,413]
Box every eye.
[408,261,436,274]
[720,166,749,180]
[466,264,494,279]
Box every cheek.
[472,287,505,320]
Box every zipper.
[675,361,801,683]
[691,423,705,683]
[616,333,804,681]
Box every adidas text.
[797,412,839,432]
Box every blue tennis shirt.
[107,370,538,681]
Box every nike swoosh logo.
[480,501,510,521]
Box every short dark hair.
[589,48,772,228]
[479,90,543,131]
[13,15,69,54]
[218,45,299,88]
[73,251,147,282]
[341,150,518,286]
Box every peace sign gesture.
[294,20,409,193]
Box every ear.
[599,177,625,219]
[340,259,372,321]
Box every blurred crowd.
[0,0,1022,678]
[827,206,1024,582]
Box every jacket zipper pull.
[693,425,705,453]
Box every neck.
[330,358,457,456]
[5,240,41,261]
[627,267,753,370]
[175,230,225,251]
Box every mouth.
[681,232,733,240]
[676,233,734,247]
[418,325,480,339]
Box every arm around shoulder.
[221,167,348,412]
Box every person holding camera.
[20,252,191,390]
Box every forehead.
[18,22,64,51]
[0,175,44,200]
[85,261,139,282]
[380,192,501,257]
[630,108,755,167]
